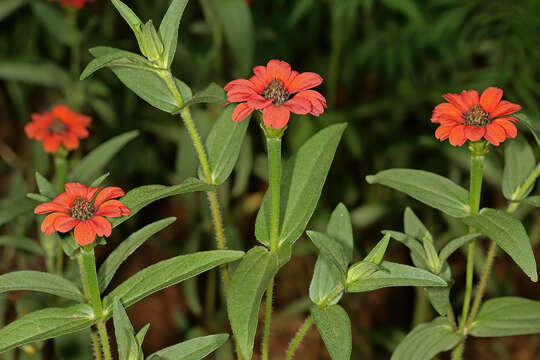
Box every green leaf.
[0,304,94,353]
[403,207,431,241]
[524,196,540,208]
[439,233,481,264]
[69,130,139,184]
[256,123,347,247]
[226,246,280,360]
[80,48,152,80]
[0,271,84,302]
[470,297,540,337]
[30,2,80,45]
[0,61,69,88]
[98,218,177,293]
[110,178,214,228]
[147,334,229,360]
[135,323,150,345]
[35,172,57,199]
[309,203,353,305]
[516,113,540,148]
[502,136,536,200]
[158,0,189,68]
[181,83,227,109]
[391,317,461,360]
[0,197,35,227]
[90,173,110,187]
[463,208,537,282]
[113,299,141,360]
[27,193,50,202]
[142,20,164,63]
[346,261,446,293]
[311,304,351,360]
[103,250,243,312]
[383,231,426,264]
[364,233,391,265]
[0,0,27,23]
[211,0,254,76]
[424,264,452,316]
[0,235,44,254]
[307,231,349,276]
[204,105,250,185]
[110,0,145,52]
[366,169,470,218]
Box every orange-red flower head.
[48,0,93,9]
[35,183,130,246]
[25,105,91,154]
[224,60,327,129]
[431,87,521,146]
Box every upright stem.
[453,155,484,359]
[285,315,314,360]
[262,137,282,360]
[54,149,68,274]
[78,248,112,360]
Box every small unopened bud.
[422,232,440,273]
[346,261,379,285]
[142,21,164,64]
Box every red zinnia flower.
[224,59,327,129]
[25,105,91,153]
[48,0,93,9]
[431,87,521,146]
[35,183,130,246]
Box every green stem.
[285,315,314,360]
[262,136,282,360]
[53,149,67,274]
[78,248,112,360]
[91,329,103,360]
[508,162,540,212]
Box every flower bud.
[142,20,164,64]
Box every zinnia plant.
[1,1,540,360]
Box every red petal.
[86,186,103,202]
[94,187,125,208]
[460,90,479,108]
[286,72,323,93]
[479,87,503,113]
[74,221,96,246]
[492,119,517,138]
[282,96,311,114]
[442,93,469,113]
[53,192,75,208]
[248,75,265,92]
[227,88,257,102]
[497,116,519,123]
[490,100,522,118]
[55,216,79,232]
[65,183,89,198]
[262,105,290,129]
[252,65,267,83]
[62,133,79,150]
[266,59,291,82]
[42,136,61,153]
[464,125,486,142]
[41,213,65,235]
[88,216,112,237]
[232,103,254,122]
[449,125,466,146]
[484,123,506,145]
[434,125,454,140]
[224,79,260,92]
[95,200,130,217]
[247,95,273,110]
[34,201,69,214]
[291,90,327,116]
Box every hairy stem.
[285,315,314,360]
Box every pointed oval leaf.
[463,208,537,281]
[158,0,189,68]
[439,233,481,264]
[80,48,151,80]
[110,0,144,50]
[523,195,540,208]
[403,207,431,241]
[366,169,470,218]
[68,130,139,184]
[0,304,94,353]
[391,317,462,360]
[502,136,536,200]
[256,123,347,247]
[98,217,177,292]
[0,271,84,301]
[181,82,227,109]
[307,231,349,276]
[103,250,243,313]
[311,304,352,360]
[110,178,214,228]
[35,171,57,198]
[204,105,250,185]
[470,297,540,337]
[226,246,280,360]
[113,299,141,360]
[147,334,229,360]
[346,261,446,293]
[326,203,354,261]
[364,233,391,265]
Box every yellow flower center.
[465,104,490,127]
[71,197,95,221]
[263,78,289,106]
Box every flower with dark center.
[35,183,130,246]
[224,59,327,129]
[431,87,521,146]
[25,105,91,153]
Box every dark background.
[1,0,540,358]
